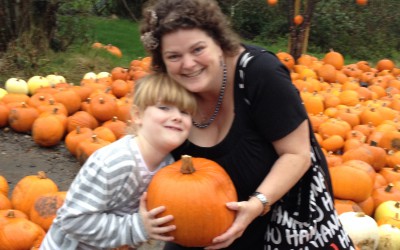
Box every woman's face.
[161,28,224,94]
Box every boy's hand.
[139,192,176,241]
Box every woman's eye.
[166,54,180,61]
[193,46,204,55]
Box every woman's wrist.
[249,192,271,216]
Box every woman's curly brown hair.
[140,0,241,73]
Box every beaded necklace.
[192,63,227,129]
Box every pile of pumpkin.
[0,56,152,249]
[277,49,400,249]
[1,49,400,248]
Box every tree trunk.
[288,0,319,61]
[0,0,60,53]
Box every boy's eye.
[180,110,190,115]
[157,105,170,111]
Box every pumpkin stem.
[6,210,15,218]
[396,202,400,208]
[384,183,394,192]
[355,212,366,217]
[180,155,195,174]
[37,171,47,179]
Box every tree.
[288,0,320,60]
[0,0,61,53]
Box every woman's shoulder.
[238,44,282,72]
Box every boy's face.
[136,103,192,151]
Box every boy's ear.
[131,105,142,125]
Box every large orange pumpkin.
[147,155,237,247]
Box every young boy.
[40,73,197,249]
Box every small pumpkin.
[32,114,65,147]
[8,102,39,133]
[0,176,9,197]
[374,201,400,222]
[329,164,373,202]
[76,134,111,165]
[0,193,12,210]
[0,210,46,250]
[65,126,94,156]
[11,171,59,215]
[377,224,400,250]
[147,155,237,247]
[338,212,379,250]
[66,110,99,132]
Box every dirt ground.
[0,127,164,250]
[0,127,81,195]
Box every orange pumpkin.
[0,176,9,197]
[334,199,362,215]
[0,210,46,249]
[93,126,117,142]
[8,103,39,133]
[76,135,111,165]
[329,165,373,202]
[323,49,344,70]
[0,193,12,210]
[52,88,82,115]
[65,126,93,156]
[0,103,10,128]
[32,114,65,147]
[102,116,127,139]
[276,51,294,71]
[29,191,67,231]
[147,155,237,247]
[372,184,400,210]
[380,165,400,184]
[11,171,59,215]
[66,110,99,133]
[89,93,119,123]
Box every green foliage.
[311,0,400,60]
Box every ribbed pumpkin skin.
[146,156,237,247]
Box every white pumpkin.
[83,72,97,80]
[96,72,111,79]
[339,211,379,250]
[5,78,29,94]
[27,75,50,95]
[378,224,400,250]
[46,74,66,85]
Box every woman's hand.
[139,192,176,241]
[204,199,263,249]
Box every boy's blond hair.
[134,73,197,114]
[127,73,197,134]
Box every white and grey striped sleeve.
[53,145,148,248]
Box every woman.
[140,1,355,249]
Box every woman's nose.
[182,54,196,69]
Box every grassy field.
[0,15,392,86]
